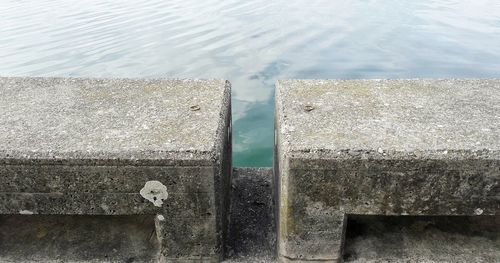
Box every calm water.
[1,0,500,167]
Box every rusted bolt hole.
[304,105,314,112]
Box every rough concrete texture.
[225,168,276,262]
[343,215,500,263]
[1,168,497,262]
[276,79,500,155]
[222,169,498,263]
[275,79,500,262]
[0,215,159,262]
[0,77,229,163]
[0,77,232,262]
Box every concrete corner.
[275,79,500,262]
[0,77,232,262]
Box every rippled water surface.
[1,0,500,166]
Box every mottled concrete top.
[0,77,230,164]
[276,79,500,159]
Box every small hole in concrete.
[304,105,314,112]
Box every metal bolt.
[304,105,314,112]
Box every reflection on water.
[1,0,500,166]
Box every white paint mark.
[140,181,169,207]
[474,208,484,215]
[19,210,34,215]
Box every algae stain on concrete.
[140,181,169,207]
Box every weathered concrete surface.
[0,77,232,262]
[0,77,228,162]
[344,215,500,263]
[225,168,276,262]
[0,215,159,262]
[1,168,497,262]
[222,168,499,263]
[275,79,500,262]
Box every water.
[1,0,500,167]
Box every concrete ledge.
[0,77,232,262]
[275,79,500,262]
[1,77,498,262]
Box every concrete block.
[0,77,232,262]
[275,79,500,262]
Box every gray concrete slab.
[0,77,232,262]
[275,79,500,262]
[276,79,500,156]
[0,77,229,164]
